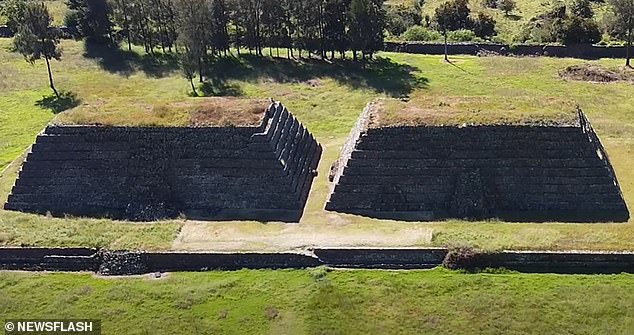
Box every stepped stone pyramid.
[326,102,629,222]
[4,101,321,222]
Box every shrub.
[471,12,497,38]
[448,29,478,42]
[517,2,601,44]
[563,16,601,44]
[401,25,442,41]
[386,4,423,36]
[442,246,479,270]
[484,0,498,9]
[64,10,81,29]
[498,0,516,15]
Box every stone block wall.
[4,103,322,222]
[326,109,629,222]
[384,42,631,59]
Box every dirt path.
[172,214,433,252]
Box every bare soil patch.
[559,64,634,83]
[172,220,433,252]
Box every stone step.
[337,174,615,186]
[14,176,128,187]
[27,151,131,161]
[181,197,302,210]
[4,201,126,218]
[365,126,583,138]
[356,139,588,151]
[173,158,282,169]
[344,160,602,176]
[351,148,597,160]
[8,194,128,207]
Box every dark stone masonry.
[326,105,629,222]
[4,103,322,222]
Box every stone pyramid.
[5,102,321,222]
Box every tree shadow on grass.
[207,55,429,98]
[82,40,178,78]
[199,80,244,97]
[35,91,81,114]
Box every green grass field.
[1,268,633,334]
[1,38,634,251]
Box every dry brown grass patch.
[559,64,634,83]
[54,97,269,127]
[186,97,268,127]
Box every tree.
[348,0,385,60]
[174,0,208,81]
[0,0,28,33]
[323,0,350,58]
[261,0,284,56]
[498,0,516,16]
[210,0,230,55]
[109,0,133,50]
[570,0,593,18]
[179,47,198,95]
[434,0,470,61]
[606,0,634,67]
[12,2,63,97]
[67,0,113,42]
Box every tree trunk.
[190,78,197,96]
[627,27,632,68]
[444,32,448,62]
[198,57,203,83]
[45,56,59,98]
[123,4,131,51]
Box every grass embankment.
[1,38,634,251]
[1,268,633,334]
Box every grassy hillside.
[1,268,633,334]
[0,0,67,26]
[389,0,611,43]
[1,38,634,251]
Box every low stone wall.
[0,248,99,272]
[384,42,630,59]
[4,102,322,222]
[2,248,634,275]
[0,26,12,38]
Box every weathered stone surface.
[326,107,629,222]
[4,103,322,222]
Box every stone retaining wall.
[2,248,634,275]
[385,42,631,59]
[4,102,322,222]
[325,107,629,222]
